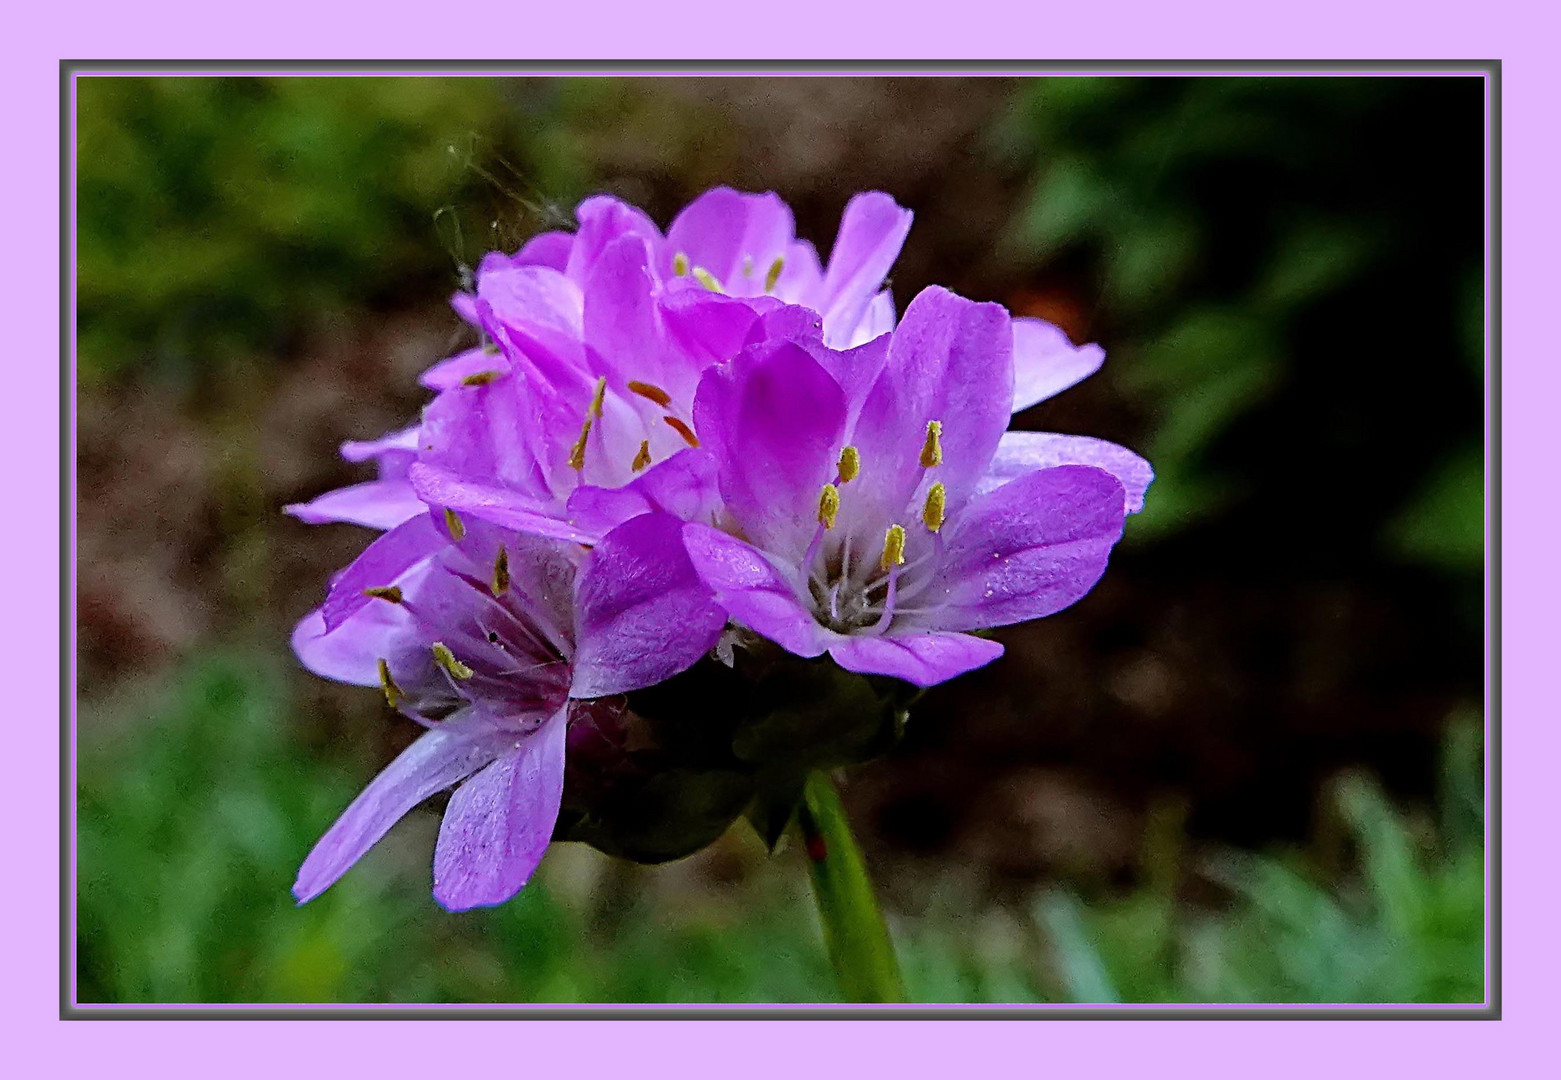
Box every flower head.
[677,286,1152,687]
[290,510,726,910]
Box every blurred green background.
[75,75,1487,1004]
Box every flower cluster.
[289,187,1152,910]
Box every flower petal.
[850,286,1013,522]
[980,432,1154,513]
[284,479,426,530]
[565,448,721,539]
[663,187,795,295]
[431,708,569,911]
[828,631,1004,688]
[693,340,848,563]
[419,346,511,392]
[565,195,661,283]
[407,463,599,545]
[570,513,728,698]
[927,465,1127,633]
[683,523,831,658]
[1011,318,1106,413]
[817,192,913,348]
[514,230,573,271]
[320,513,446,632]
[294,717,515,904]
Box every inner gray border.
[61,59,1501,1020]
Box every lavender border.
[60,60,1499,1020]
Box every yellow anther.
[627,380,672,407]
[461,370,501,386]
[919,420,944,468]
[589,376,607,419]
[491,545,510,597]
[431,642,474,680]
[568,417,593,471]
[837,445,861,483]
[663,415,700,448]
[743,254,755,277]
[362,585,404,604]
[631,440,652,473]
[443,507,466,540]
[377,658,403,708]
[880,524,907,572]
[672,252,690,276]
[692,267,722,292]
[481,340,500,355]
[817,484,840,529]
[922,481,947,533]
[765,255,785,293]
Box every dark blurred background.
[75,75,1486,1004]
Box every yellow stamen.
[627,380,672,407]
[837,445,861,483]
[817,483,840,529]
[481,340,500,355]
[765,256,785,292]
[568,417,593,471]
[491,545,510,597]
[431,642,474,680]
[919,420,944,468]
[461,370,501,386]
[443,507,466,540]
[377,658,403,708]
[692,267,722,293]
[743,254,755,277]
[672,252,690,276]
[880,524,907,572]
[589,376,607,419]
[631,440,652,472]
[362,585,404,604]
[663,415,700,448]
[922,482,947,533]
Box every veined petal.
[565,195,661,283]
[828,631,1004,688]
[294,717,516,904]
[663,187,796,295]
[850,286,1013,522]
[407,463,599,545]
[817,192,913,348]
[927,465,1126,633]
[419,346,512,392]
[683,524,832,658]
[980,432,1154,513]
[432,708,569,911]
[693,340,848,563]
[320,513,446,632]
[565,448,721,539]
[1011,318,1106,413]
[285,479,427,530]
[571,513,727,698]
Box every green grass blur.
[77,654,1483,1004]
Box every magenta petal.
[1011,318,1106,412]
[515,230,573,271]
[320,514,445,632]
[570,513,727,698]
[285,479,426,530]
[663,187,795,294]
[828,631,1004,688]
[851,286,1013,521]
[419,347,511,392]
[431,709,568,911]
[817,192,913,347]
[682,524,830,658]
[565,448,721,539]
[292,605,411,687]
[930,465,1127,633]
[294,718,515,904]
[340,425,420,464]
[980,432,1154,513]
[693,340,848,563]
[566,195,661,283]
[407,464,598,545]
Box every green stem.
[797,771,907,1003]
